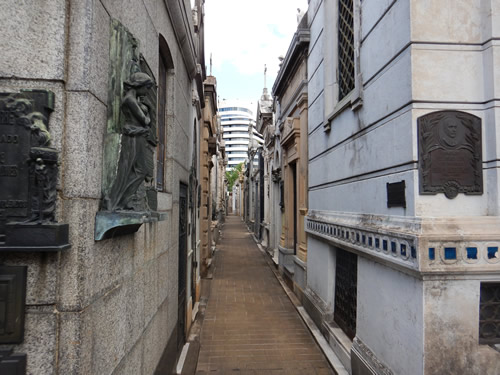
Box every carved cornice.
[164,0,197,78]
[272,26,310,98]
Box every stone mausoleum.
[304,0,500,374]
[0,0,207,373]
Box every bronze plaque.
[418,111,482,199]
[0,266,27,344]
[387,181,406,208]
[0,95,32,219]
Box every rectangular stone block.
[143,261,159,325]
[309,110,413,186]
[361,0,397,40]
[125,270,146,349]
[66,0,110,103]
[0,1,66,80]
[0,252,57,306]
[157,251,171,304]
[58,198,98,311]
[62,91,106,199]
[307,92,324,133]
[58,311,93,375]
[357,257,423,375]
[411,0,482,43]
[412,47,484,103]
[143,299,170,375]
[12,308,57,375]
[113,336,143,375]
[90,284,128,375]
[360,0,410,83]
[362,48,412,126]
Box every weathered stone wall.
[0,0,198,373]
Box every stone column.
[297,92,308,262]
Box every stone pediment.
[281,117,299,147]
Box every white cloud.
[204,0,308,77]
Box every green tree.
[225,163,243,192]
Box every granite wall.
[0,0,200,373]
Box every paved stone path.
[196,215,334,374]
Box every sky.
[203,0,309,106]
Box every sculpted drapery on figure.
[102,69,157,211]
[95,19,164,241]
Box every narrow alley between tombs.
[194,215,335,375]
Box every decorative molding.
[307,210,500,274]
[306,214,419,272]
[423,240,500,272]
[352,337,394,375]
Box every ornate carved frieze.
[305,215,419,271]
[307,211,500,274]
[0,90,70,251]
[95,20,165,240]
[418,111,482,199]
[422,240,500,271]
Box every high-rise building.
[220,100,263,170]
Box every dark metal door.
[189,168,197,306]
[292,163,297,254]
[177,183,188,350]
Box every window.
[479,283,500,345]
[338,0,355,100]
[219,107,253,115]
[158,35,174,191]
[157,53,167,190]
[334,247,357,339]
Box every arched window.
[157,35,174,190]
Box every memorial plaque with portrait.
[418,111,482,199]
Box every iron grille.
[479,283,500,345]
[178,186,187,295]
[334,248,357,340]
[338,0,355,100]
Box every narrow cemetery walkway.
[195,215,334,375]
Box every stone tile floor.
[195,215,335,374]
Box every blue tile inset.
[401,244,407,256]
[429,248,435,260]
[383,240,388,251]
[444,247,457,260]
[362,235,366,244]
[411,246,416,259]
[466,247,478,259]
[368,237,373,247]
[391,241,397,253]
[488,247,498,259]
[346,231,349,239]
[375,238,380,248]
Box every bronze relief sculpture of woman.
[103,71,157,211]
